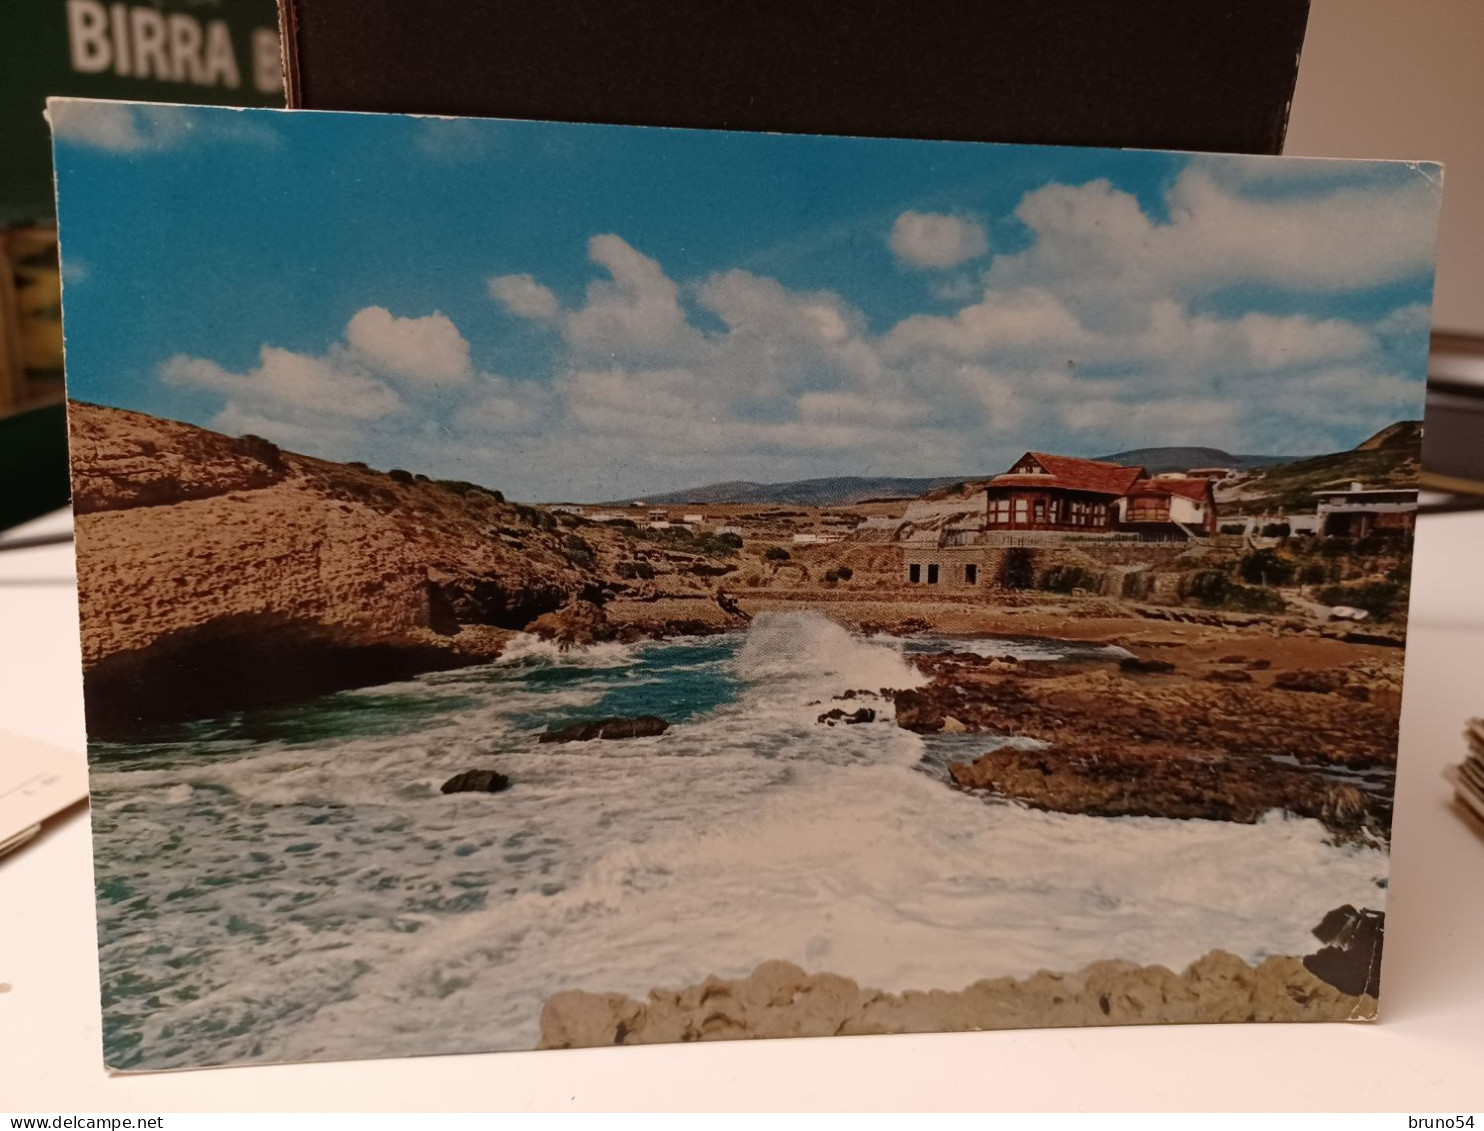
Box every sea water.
[88,611,1390,1068]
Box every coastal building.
[1116,477,1219,537]
[682,513,706,525]
[1237,512,1322,537]
[982,452,1217,538]
[1185,467,1238,481]
[549,504,585,516]
[983,452,1141,533]
[900,450,1219,588]
[1315,482,1418,539]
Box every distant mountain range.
[606,476,968,508]
[1093,447,1295,474]
[603,431,1420,509]
[611,448,1292,508]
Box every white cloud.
[159,153,1435,500]
[156,307,531,461]
[564,235,697,356]
[344,307,472,386]
[489,274,561,320]
[884,288,1087,358]
[48,100,280,152]
[162,346,404,422]
[48,102,189,152]
[458,374,552,432]
[414,117,500,159]
[990,166,1439,300]
[1373,302,1433,338]
[889,211,989,269]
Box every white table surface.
[1,507,1480,1113]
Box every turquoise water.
[87,612,1390,1069]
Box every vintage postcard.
[50,99,1440,1069]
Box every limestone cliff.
[67,402,740,735]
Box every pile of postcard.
[1455,719,1484,823]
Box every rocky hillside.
[69,402,744,736]
[1218,421,1422,515]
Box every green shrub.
[510,504,556,529]
[690,532,739,558]
[1222,585,1287,614]
[1260,522,1291,539]
[1238,549,1295,587]
[763,546,791,562]
[627,524,738,558]
[823,566,854,585]
[439,478,505,503]
[998,547,1036,590]
[388,468,415,485]
[1039,565,1098,594]
[1186,569,1233,607]
[1186,569,1285,613]
[1317,581,1406,620]
[239,433,286,471]
[1299,562,1329,586]
[562,534,595,569]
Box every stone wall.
[899,541,1223,596]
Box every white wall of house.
[1170,496,1208,525]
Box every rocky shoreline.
[884,635,1400,843]
[539,943,1377,1049]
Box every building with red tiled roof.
[1121,476,1219,535]
[981,451,1217,536]
[984,451,1147,533]
[900,451,1222,589]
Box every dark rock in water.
[1119,657,1176,674]
[441,769,511,794]
[818,707,877,726]
[892,688,943,733]
[539,715,670,744]
[1206,668,1253,683]
[598,715,671,740]
[1303,905,1384,998]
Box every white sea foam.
[495,632,645,669]
[738,610,928,691]
[88,612,1390,1068]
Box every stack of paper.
[1455,719,1484,823]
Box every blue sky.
[52,101,1441,501]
